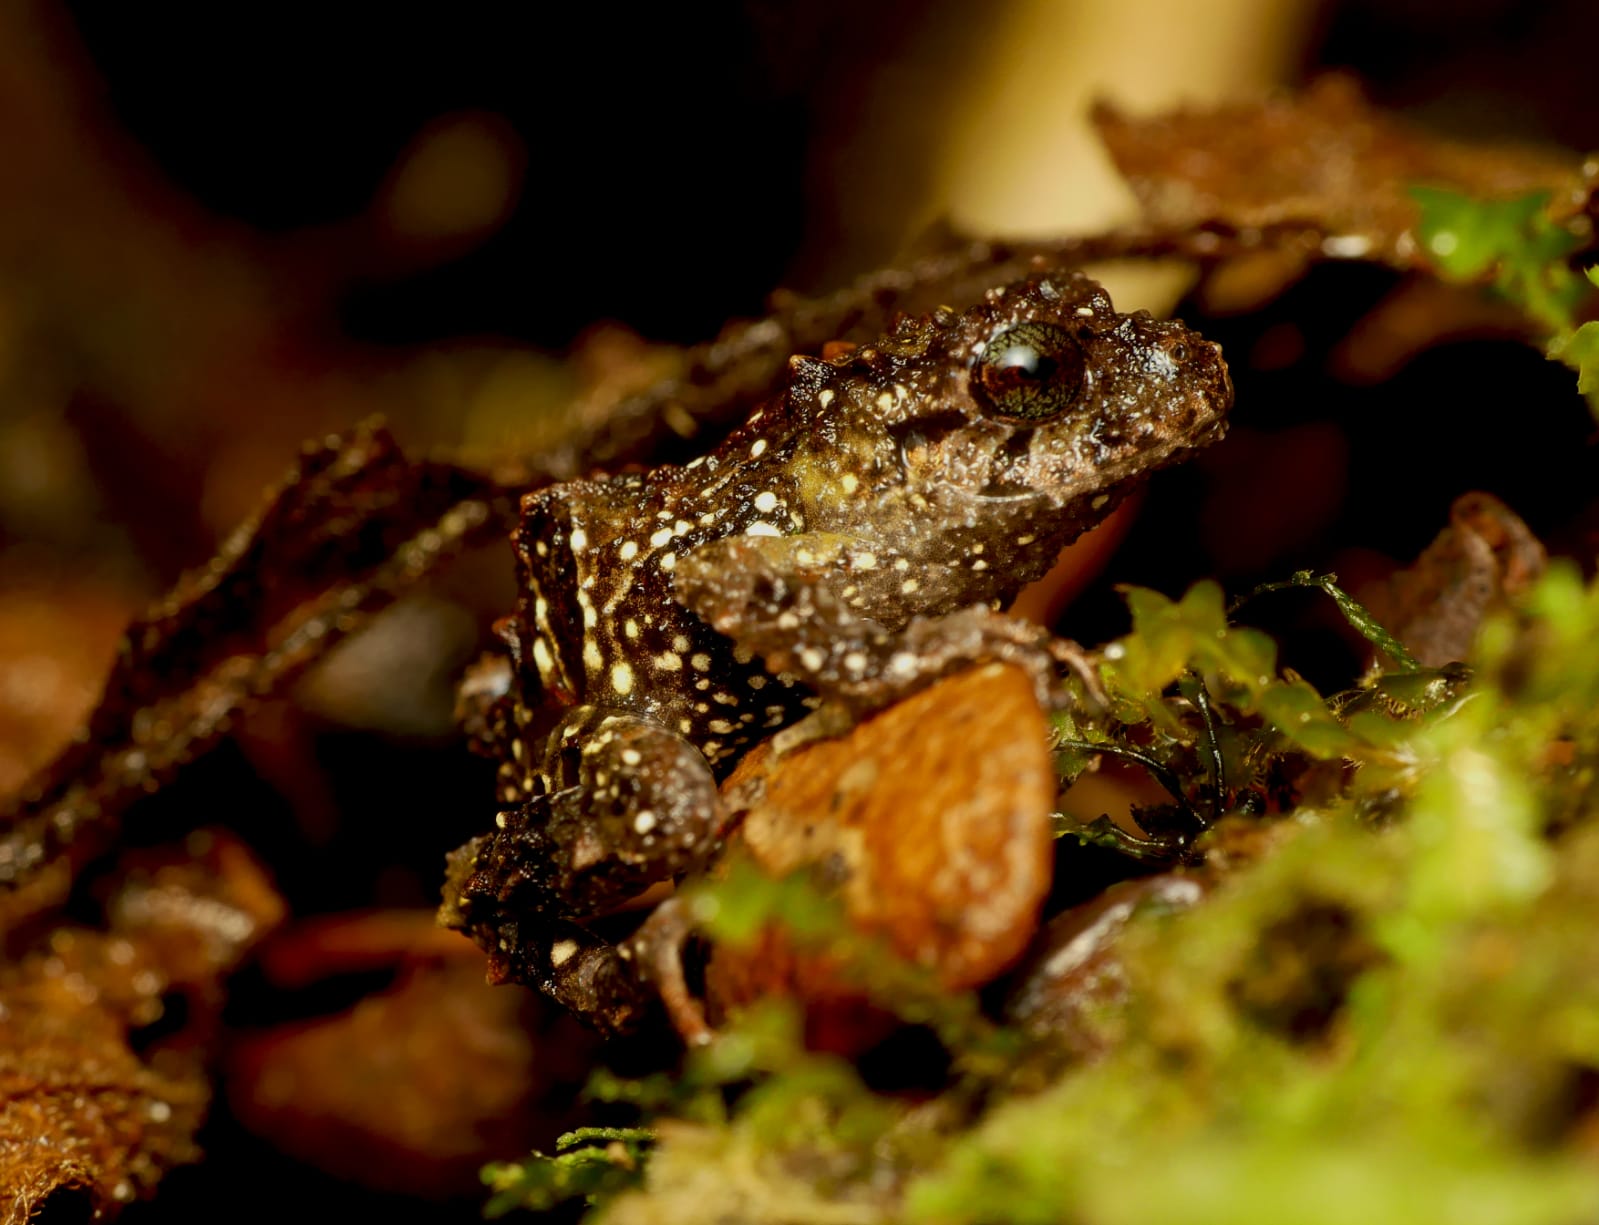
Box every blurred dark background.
[4,0,1599,1217]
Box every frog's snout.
[1167,332,1234,441]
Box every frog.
[438,268,1233,1039]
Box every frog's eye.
[972,322,1086,421]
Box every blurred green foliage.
[1410,186,1599,417]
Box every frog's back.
[511,457,813,770]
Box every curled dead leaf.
[1095,75,1591,270]
[706,663,1055,1035]
[1362,491,1546,669]
[0,834,282,1221]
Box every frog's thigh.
[541,709,724,907]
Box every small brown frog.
[439,269,1232,1037]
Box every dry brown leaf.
[226,935,589,1199]
[1004,873,1206,1057]
[1095,76,1593,269]
[1362,491,1546,669]
[706,663,1054,1033]
[0,835,282,1220]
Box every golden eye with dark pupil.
[973,322,1086,421]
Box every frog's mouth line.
[928,423,1225,507]
[975,478,1047,503]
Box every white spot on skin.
[619,540,639,561]
[746,522,782,537]
[1091,494,1110,510]
[1017,534,1036,546]
[691,653,711,672]
[818,389,835,408]
[709,719,734,734]
[550,939,579,967]
[800,647,827,671]
[584,638,603,670]
[972,559,988,570]
[569,527,587,551]
[660,553,676,570]
[656,652,683,671]
[843,651,867,673]
[624,619,639,639]
[750,438,768,458]
[890,651,918,677]
[634,810,657,834]
[650,527,673,547]
[621,748,642,766]
[853,552,877,569]
[675,519,692,535]
[902,578,920,594]
[583,602,598,628]
[495,811,508,829]
[840,473,859,494]
[611,661,635,695]
[532,637,556,679]
[754,490,778,512]
[875,391,894,411]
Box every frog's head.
[799,271,1234,569]
[877,270,1232,523]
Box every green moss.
[908,566,1599,1223]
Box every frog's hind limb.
[441,709,725,1038]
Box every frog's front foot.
[871,604,1107,717]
